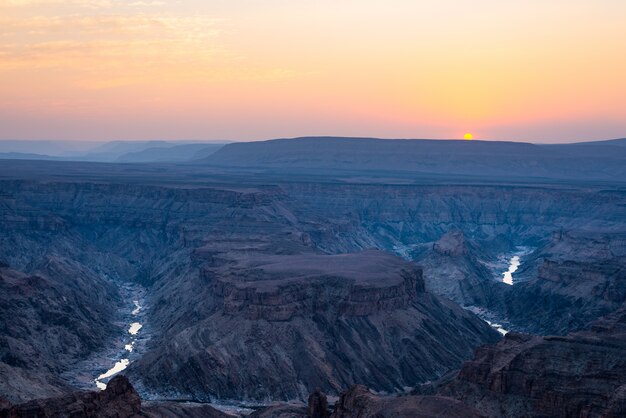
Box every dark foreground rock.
[0,376,229,418]
[440,306,626,417]
[0,264,120,402]
[0,375,141,418]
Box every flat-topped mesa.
[205,250,424,321]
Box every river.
[501,246,532,285]
[94,289,147,390]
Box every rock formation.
[308,389,329,418]
[413,230,499,307]
[0,375,141,418]
[0,263,120,402]
[0,376,229,418]
[485,231,626,334]
[1,160,625,405]
[439,306,626,417]
[131,250,499,401]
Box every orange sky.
[1,0,625,142]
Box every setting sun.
[464,133,474,140]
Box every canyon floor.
[0,140,625,417]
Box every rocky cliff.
[0,163,625,404]
[440,306,626,417]
[485,231,626,334]
[0,263,119,402]
[131,250,499,401]
[0,375,229,418]
[413,230,499,307]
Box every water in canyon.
[501,246,532,285]
[94,297,145,390]
[502,255,521,285]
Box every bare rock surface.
[486,231,626,334]
[414,230,498,307]
[308,389,330,418]
[0,376,230,418]
[0,264,119,402]
[132,250,499,401]
[0,163,625,405]
[0,375,141,418]
[440,306,626,417]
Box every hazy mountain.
[573,137,626,147]
[0,140,228,163]
[202,136,626,181]
[0,152,62,160]
[0,140,100,156]
[115,143,224,163]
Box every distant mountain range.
[200,136,626,182]
[0,140,227,163]
[1,137,625,181]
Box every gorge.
[0,137,625,417]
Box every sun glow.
[464,133,474,140]
[0,1,625,141]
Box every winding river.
[94,299,144,390]
[502,255,521,285]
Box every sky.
[1,0,625,143]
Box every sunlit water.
[94,299,143,390]
[485,319,509,335]
[129,322,142,335]
[502,255,521,285]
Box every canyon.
[0,137,624,416]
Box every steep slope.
[0,263,120,402]
[440,305,626,418]
[130,250,499,401]
[0,375,229,418]
[0,166,625,403]
[485,231,626,334]
[412,230,499,307]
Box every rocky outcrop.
[1,163,625,404]
[441,306,626,417]
[486,231,626,334]
[413,230,499,307]
[209,251,423,321]
[0,375,141,418]
[331,385,483,418]
[308,389,330,418]
[0,263,119,402]
[131,251,499,401]
[0,376,229,418]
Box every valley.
[0,143,625,417]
